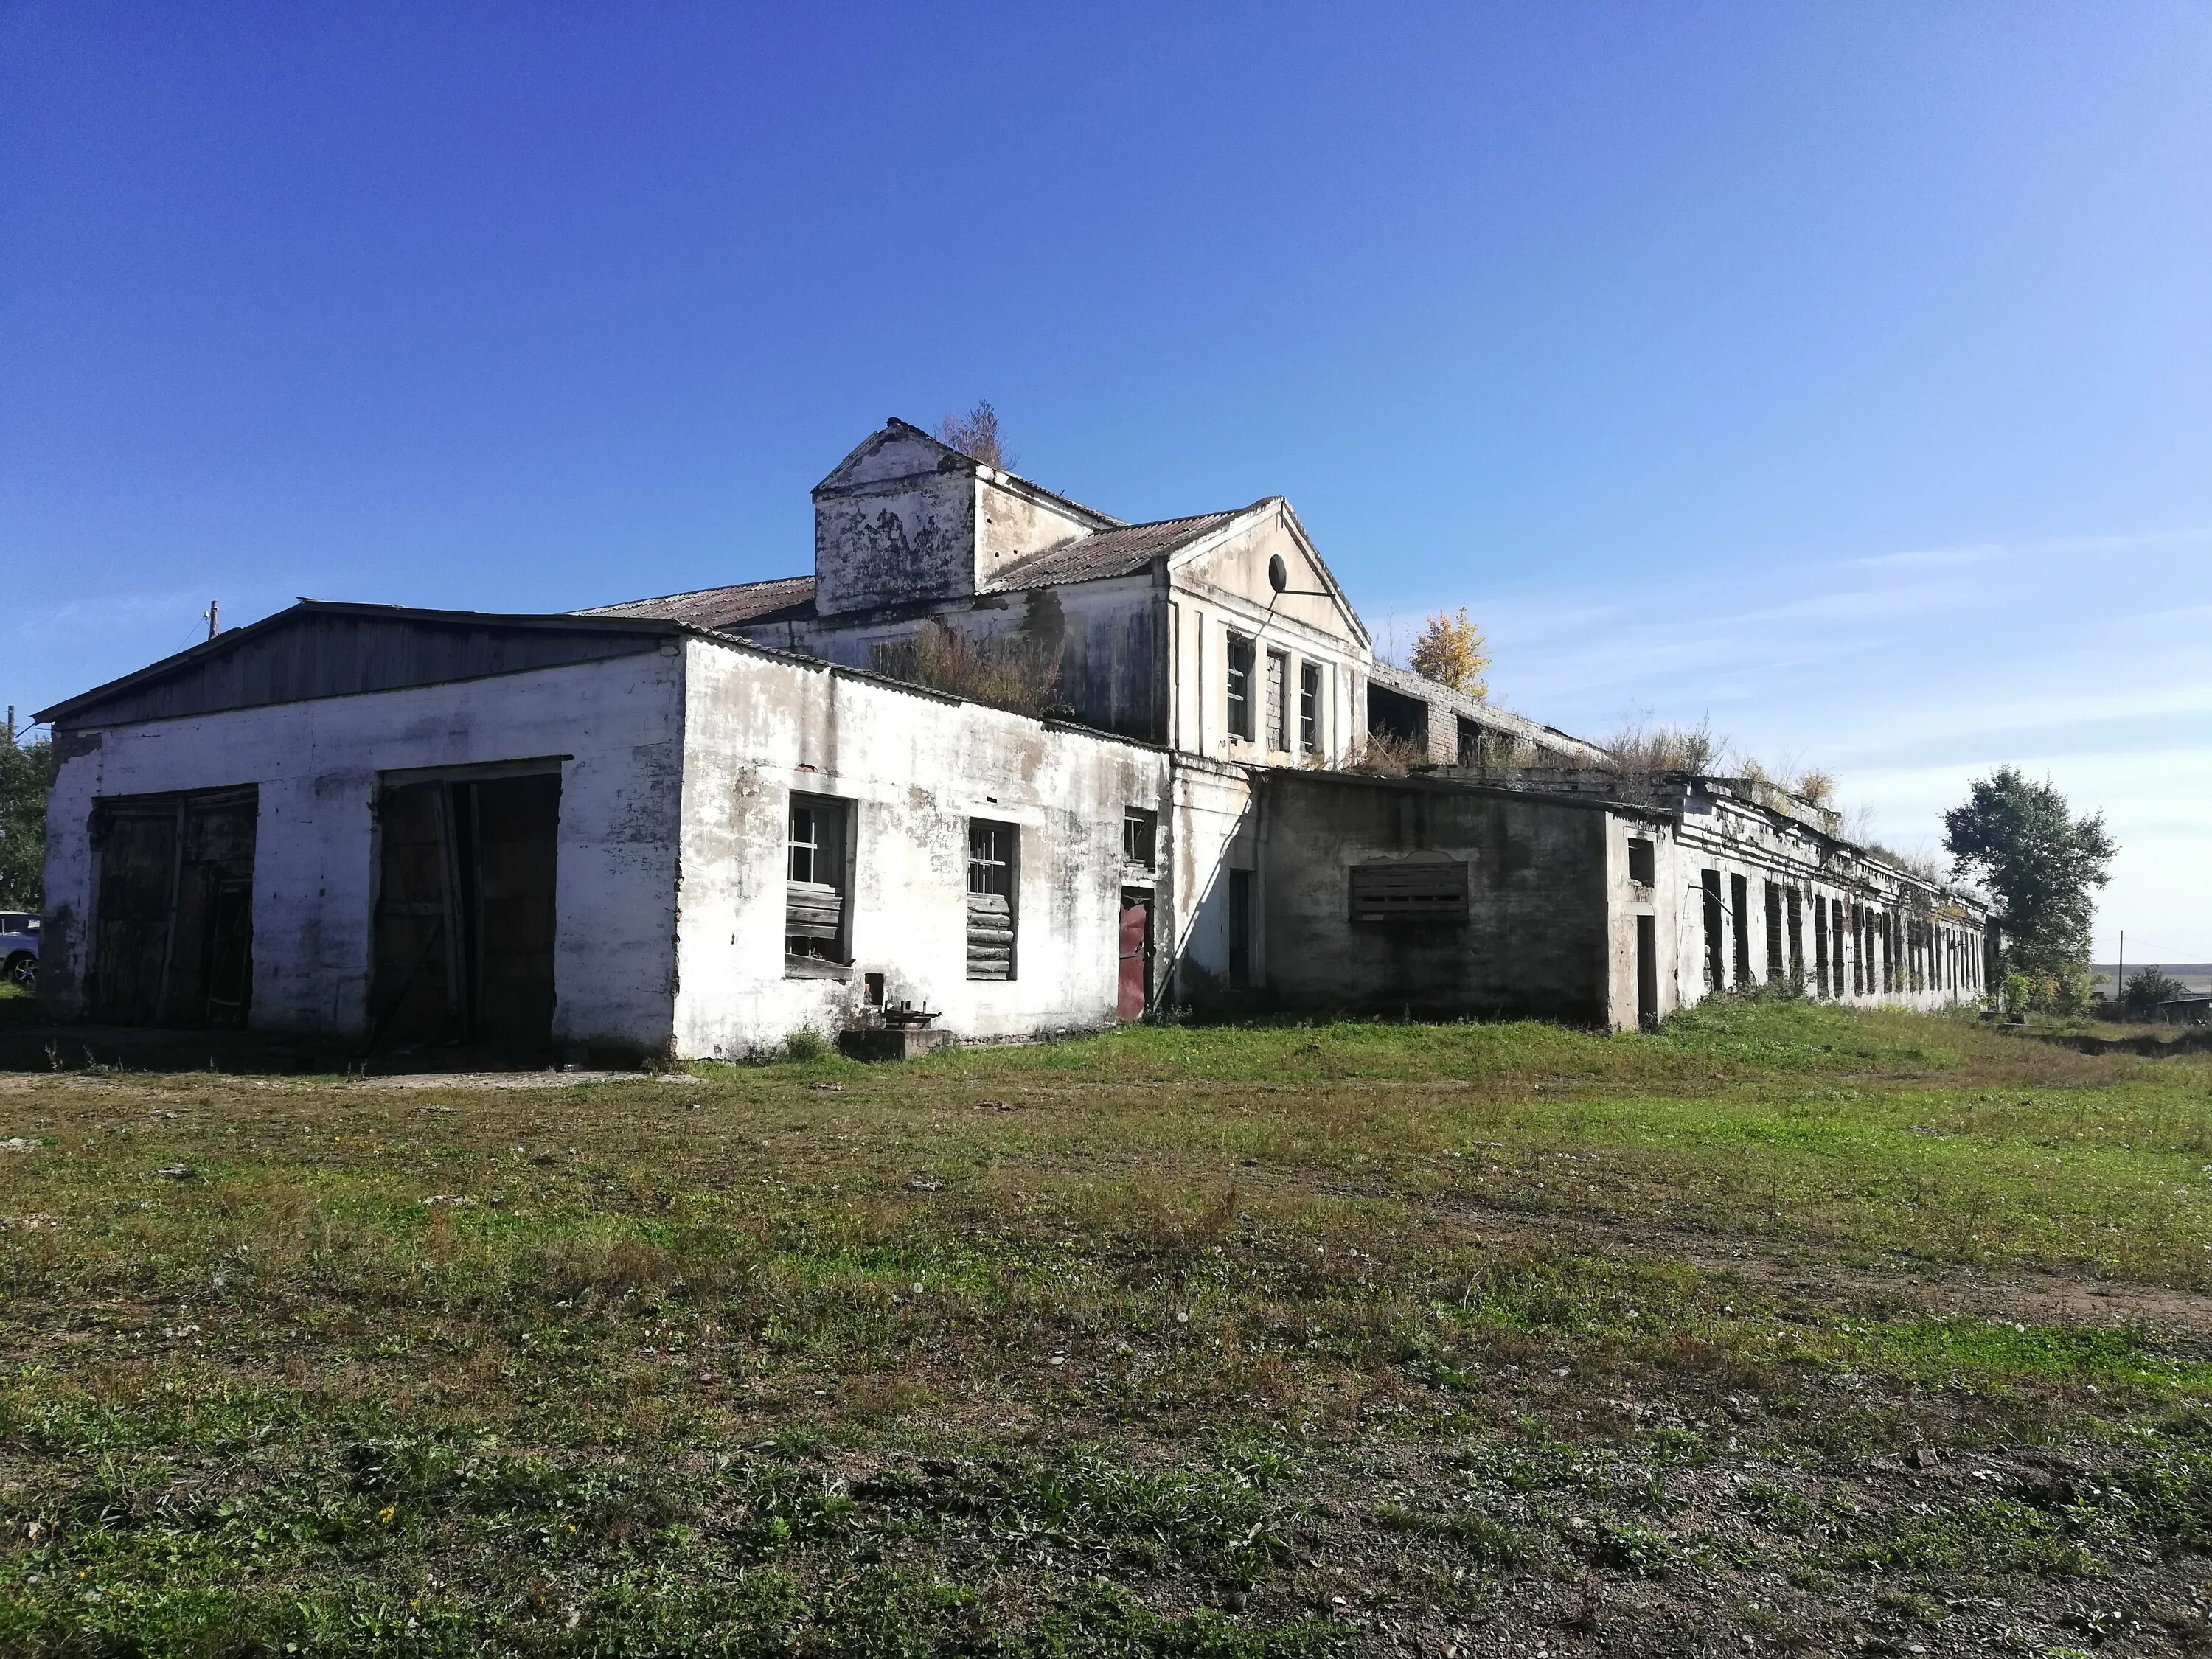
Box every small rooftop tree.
[1408,608,1489,700]
[936,400,1013,470]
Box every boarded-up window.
[967,818,1016,980]
[1265,650,1289,750]
[786,794,851,968]
[1349,858,1469,922]
[91,786,258,1029]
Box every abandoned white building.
[35,420,1991,1061]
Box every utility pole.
[203,599,219,641]
[2118,930,2124,1005]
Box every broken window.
[1349,858,1470,922]
[1227,867,1253,987]
[372,771,560,1051]
[1627,838,1656,888]
[1764,883,1784,984]
[1300,662,1323,754]
[1122,807,1158,870]
[90,786,258,1029]
[1225,633,1256,741]
[1366,682,1429,748]
[967,818,1017,981]
[1787,888,1804,984]
[1731,874,1750,987]
[1701,870,1725,992]
[1851,905,1864,996]
[786,793,852,970]
[1457,717,1481,766]
[1814,897,1830,997]
[1266,650,1290,750]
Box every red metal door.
[1117,895,1151,1020]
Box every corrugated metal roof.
[577,575,818,630]
[985,508,1251,590]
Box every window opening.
[1627,838,1656,887]
[1225,633,1255,741]
[1814,897,1830,997]
[1787,888,1804,984]
[1122,807,1158,870]
[967,819,1017,980]
[1299,663,1323,754]
[1265,650,1289,751]
[1731,874,1750,987]
[1701,870,1725,992]
[1764,883,1784,983]
[785,795,851,967]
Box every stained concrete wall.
[1239,772,1616,1024]
[734,576,1166,744]
[812,431,980,616]
[1667,790,1986,1013]
[673,639,1173,1057]
[39,652,687,1051]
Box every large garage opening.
[90,787,258,1027]
[371,768,560,1052]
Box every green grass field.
[4,1000,2212,1655]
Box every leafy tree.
[0,735,55,908]
[1408,608,1490,700]
[1942,767,2115,981]
[936,400,1013,470]
[2123,966,2187,1015]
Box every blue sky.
[5,4,2208,956]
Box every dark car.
[1,912,38,992]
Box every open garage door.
[90,787,258,1028]
[371,770,560,1052]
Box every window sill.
[784,956,852,981]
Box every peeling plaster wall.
[1242,774,1613,1024]
[1159,759,1255,1006]
[975,476,1098,585]
[673,640,1173,1058]
[734,577,1166,742]
[812,432,979,616]
[39,653,686,1050]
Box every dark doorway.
[1700,870,1724,991]
[1635,914,1658,1030]
[372,772,560,1051]
[91,787,258,1028]
[1117,891,1153,1020]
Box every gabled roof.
[36,599,691,728]
[988,507,1254,590]
[813,417,1122,532]
[577,575,817,631]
